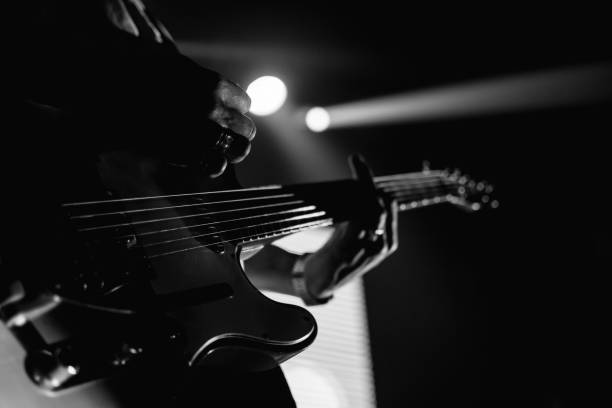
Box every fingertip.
[348,153,365,167]
[203,153,228,178]
[391,199,399,213]
[348,153,371,179]
[228,141,252,164]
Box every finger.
[348,154,382,226]
[106,0,140,37]
[376,209,390,252]
[348,154,376,188]
[121,0,164,43]
[209,108,256,141]
[224,134,252,164]
[201,151,228,178]
[144,11,175,44]
[338,249,383,285]
[334,247,370,285]
[216,79,251,114]
[385,199,399,253]
[358,195,386,233]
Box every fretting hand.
[298,155,399,303]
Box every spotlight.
[305,107,330,132]
[246,76,287,116]
[316,63,612,129]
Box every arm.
[244,155,399,304]
[13,0,254,176]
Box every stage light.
[246,76,287,116]
[305,107,331,132]
[317,63,612,129]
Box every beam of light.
[321,63,612,129]
[235,102,349,189]
[246,76,288,116]
[263,282,373,408]
[305,107,331,132]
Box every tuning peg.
[450,169,461,180]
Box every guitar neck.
[204,170,458,248]
[65,170,468,258]
[374,170,458,211]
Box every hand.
[203,79,257,177]
[105,0,257,177]
[302,155,399,301]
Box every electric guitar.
[0,151,496,407]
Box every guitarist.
[7,1,398,406]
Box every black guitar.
[0,151,495,407]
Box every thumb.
[348,154,375,187]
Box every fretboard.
[374,170,458,211]
[64,171,460,258]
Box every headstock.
[370,162,499,212]
[440,168,499,212]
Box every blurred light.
[273,227,334,253]
[246,76,287,116]
[283,366,345,408]
[305,107,331,132]
[318,63,612,129]
[263,280,373,408]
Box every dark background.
[152,2,610,407]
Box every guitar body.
[0,151,316,407]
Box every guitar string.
[144,187,456,260]
[115,205,319,239]
[72,178,455,233]
[61,171,446,208]
[61,171,446,207]
[65,173,446,218]
[71,178,449,237]
[69,193,296,219]
[374,171,446,181]
[384,184,458,199]
[108,179,454,244]
[121,180,457,260]
[67,174,449,217]
[61,184,287,207]
[115,180,455,240]
[140,211,329,249]
[114,181,456,259]
[146,219,336,259]
[76,199,308,232]
[141,187,454,251]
